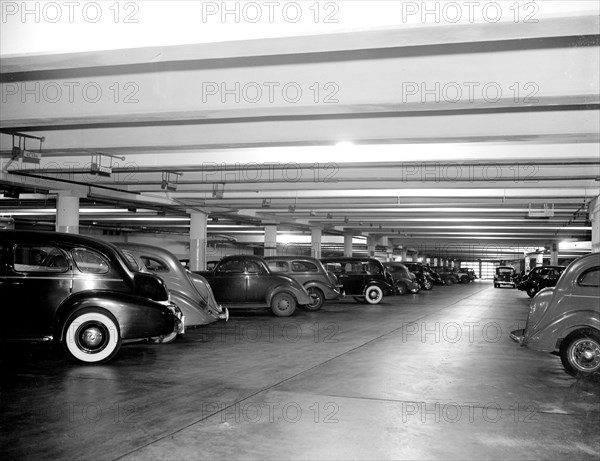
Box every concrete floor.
[1,281,599,460]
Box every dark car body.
[403,262,434,291]
[196,255,312,316]
[0,230,179,364]
[494,266,517,288]
[511,253,600,377]
[117,243,228,328]
[264,256,341,310]
[383,262,421,294]
[517,265,566,298]
[456,268,474,284]
[433,266,459,285]
[321,257,396,304]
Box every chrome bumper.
[510,329,525,345]
[218,306,229,321]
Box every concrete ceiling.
[1,3,599,260]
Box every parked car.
[321,257,396,304]
[195,255,312,316]
[456,268,474,284]
[0,230,182,364]
[264,256,341,310]
[433,266,459,285]
[403,262,434,290]
[494,266,517,288]
[517,265,566,298]
[510,252,600,377]
[383,262,421,294]
[116,243,228,336]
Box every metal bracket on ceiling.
[90,152,125,177]
[162,171,183,192]
[3,132,45,171]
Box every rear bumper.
[218,307,229,321]
[510,328,525,345]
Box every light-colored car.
[264,256,341,310]
[510,252,600,377]
[117,243,228,338]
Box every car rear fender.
[265,283,310,306]
[54,291,175,342]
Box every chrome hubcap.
[80,326,104,349]
[571,339,600,371]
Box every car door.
[211,259,247,303]
[3,242,73,338]
[245,260,271,304]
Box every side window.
[292,261,318,272]
[268,261,288,272]
[141,256,169,273]
[217,260,244,274]
[326,263,342,274]
[72,248,110,274]
[246,261,261,274]
[578,268,600,287]
[14,244,69,273]
[122,252,140,271]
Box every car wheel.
[560,330,600,377]
[364,285,383,304]
[271,293,296,317]
[461,276,470,284]
[423,281,433,291]
[494,283,499,288]
[526,286,538,298]
[305,287,324,311]
[445,277,454,286]
[396,282,407,296]
[63,309,122,364]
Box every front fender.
[55,291,175,342]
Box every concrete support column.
[524,255,531,273]
[311,228,322,259]
[264,225,277,257]
[550,242,558,265]
[401,248,408,262]
[189,212,207,272]
[367,236,376,258]
[386,245,394,262]
[412,251,419,262]
[478,260,482,278]
[344,233,353,257]
[536,253,544,267]
[56,193,79,234]
[591,196,600,253]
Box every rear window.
[72,248,109,274]
[141,256,169,273]
[13,244,69,273]
[578,268,600,287]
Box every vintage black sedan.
[0,231,181,364]
[517,265,566,297]
[196,255,313,316]
[403,262,434,291]
[383,262,421,294]
[494,266,517,288]
[321,257,396,304]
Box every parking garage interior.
[1,1,600,460]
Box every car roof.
[115,242,179,261]
[321,257,381,262]
[264,256,320,262]
[0,230,120,254]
